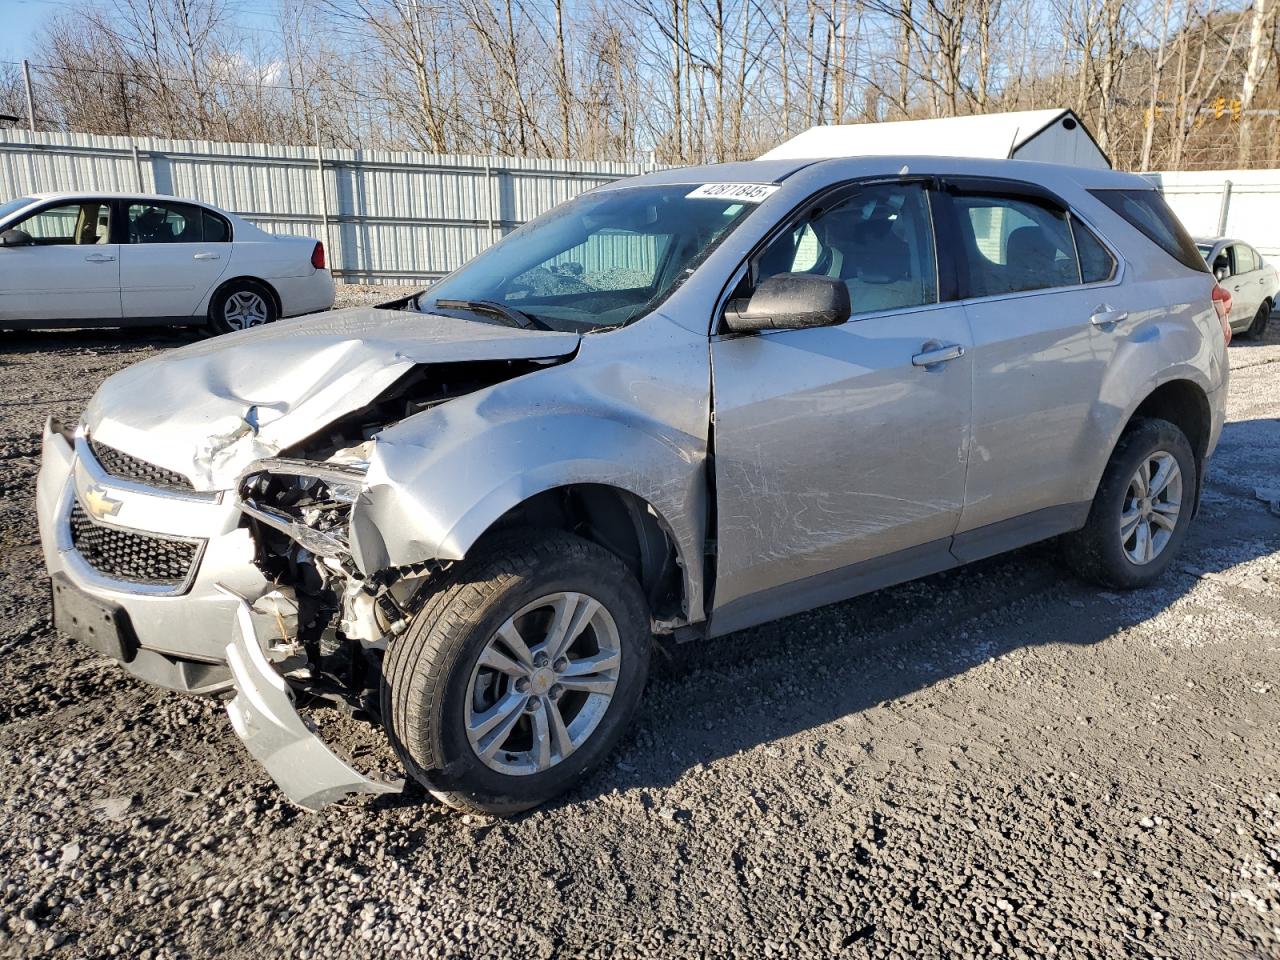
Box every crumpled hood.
[82,306,580,490]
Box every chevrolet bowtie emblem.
[83,484,123,521]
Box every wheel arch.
[205,275,282,321]
[1111,378,1212,514]
[476,484,687,628]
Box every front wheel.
[1063,417,1197,589]
[381,530,652,815]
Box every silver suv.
[38,157,1230,813]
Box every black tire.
[1244,301,1270,340]
[207,279,278,335]
[1062,418,1197,590]
[381,530,652,815]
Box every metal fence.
[0,130,653,283]
[1143,169,1280,258]
[5,129,1280,277]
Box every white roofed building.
[758,109,1110,169]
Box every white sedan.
[1196,235,1277,339]
[0,192,335,333]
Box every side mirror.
[724,273,851,333]
[0,228,32,247]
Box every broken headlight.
[237,458,368,559]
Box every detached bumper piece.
[221,593,403,811]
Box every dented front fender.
[349,314,712,623]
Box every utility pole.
[22,60,36,132]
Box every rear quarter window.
[1089,188,1207,273]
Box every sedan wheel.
[1119,451,1182,565]
[223,290,270,330]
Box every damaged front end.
[224,453,444,809]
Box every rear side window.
[203,211,231,242]
[1234,244,1257,273]
[1072,219,1116,283]
[952,194,1079,296]
[1089,189,1207,273]
[127,201,205,243]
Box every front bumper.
[222,591,403,810]
[36,418,292,693]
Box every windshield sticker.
[685,183,780,203]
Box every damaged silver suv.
[38,157,1229,813]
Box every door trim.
[707,538,957,638]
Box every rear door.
[708,179,973,634]
[0,199,122,323]
[119,200,230,319]
[938,180,1125,553]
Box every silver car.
[1196,236,1276,339]
[37,156,1230,813]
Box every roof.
[613,154,1143,195]
[28,190,227,208]
[758,109,1108,167]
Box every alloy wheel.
[1120,451,1182,564]
[223,290,269,329]
[464,591,621,776]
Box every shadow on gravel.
[536,416,1280,814]
[0,327,205,357]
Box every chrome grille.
[69,501,200,586]
[89,438,193,492]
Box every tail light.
[1212,283,1232,345]
[311,242,326,270]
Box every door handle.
[192,252,220,261]
[912,342,965,369]
[1233,284,1242,292]
[1089,305,1128,327]
[84,254,116,263]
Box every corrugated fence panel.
[1145,169,1280,259]
[0,130,654,282]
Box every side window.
[1234,244,1256,274]
[202,211,231,243]
[953,194,1079,296]
[127,202,204,244]
[754,182,938,317]
[16,201,111,245]
[1211,247,1232,279]
[1072,219,1116,283]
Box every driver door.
[707,180,973,635]
[0,200,123,324]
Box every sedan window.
[0,197,36,221]
[1233,244,1257,274]
[15,201,111,245]
[127,201,205,243]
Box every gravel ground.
[0,291,1277,959]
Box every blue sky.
[0,0,288,63]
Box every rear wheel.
[1244,301,1270,340]
[1063,418,1197,589]
[381,530,651,815]
[208,280,277,335]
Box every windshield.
[1197,243,1213,260]
[420,184,763,332]
[0,197,36,223]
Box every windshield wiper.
[433,298,553,331]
